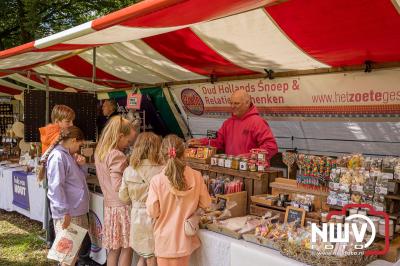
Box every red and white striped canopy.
[0,0,399,95]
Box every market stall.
[0,0,399,265]
[0,164,45,224]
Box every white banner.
[89,192,107,265]
[171,68,400,120]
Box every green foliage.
[0,0,141,50]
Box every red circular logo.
[181,89,204,116]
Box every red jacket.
[200,105,278,159]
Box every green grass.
[0,210,56,266]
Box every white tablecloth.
[191,230,399,266]
[0,166,45,225]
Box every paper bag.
[47,223,87,265]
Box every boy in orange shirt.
[39,105,75,154]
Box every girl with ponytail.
[146,135,211,266]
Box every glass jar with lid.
[239,158,248,171]
[218,154,226,167]
[231,157,240,170]
[224,156,233,168]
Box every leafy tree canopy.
[0,0,141,50]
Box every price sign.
[284,206,305,226]
[126,93,142,109]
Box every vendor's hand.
[62,214,71,229]
[187,138,201,146]
[74,154,86,166]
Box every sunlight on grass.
[0,214,55,266]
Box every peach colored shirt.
[95,149,129,207]
[146,166,211,258]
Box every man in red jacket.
[189,90,278,160]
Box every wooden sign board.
[284,206,306,226]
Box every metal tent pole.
[44,75,50,246]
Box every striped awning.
[0,0,399,95]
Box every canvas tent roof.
[0,0,399,95]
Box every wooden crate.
[376,235,400,262]
[242,234,279,250]
[250,194,278,206]
[216,191,247,217]
[207,223,243,239]
[270,178,329,211]
[249,204,321,225]
[249,204,285,222]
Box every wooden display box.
[250,194,277,206]
[216,191,247,218]
[242,234,279,250]
[184,147,216,164]
[207,215,259,239]
[376,235,400,262]
[187,161,282,213]
[249,204,285,222]
[270,178,329,211]
[249,204,321,225]
[206,223,243,239]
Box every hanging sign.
[126,93,142,109]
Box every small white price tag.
[351,185,364,193]
[375,186,388,195]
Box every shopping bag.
[47,223,88,265]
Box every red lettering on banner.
[251,95,284,104]
[257,80,289,93]
[375,92,382,101]
[390,91,396,101]
[363,93,369,102]
[349,93,355,102]
[202,86,216,95]
[370,90,375,101]
[340,93,346,103]
[292,80,300,90]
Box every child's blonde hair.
[95,116,135,162]
[51,105,75,123]
[130,132,161,168]
[160,134,186,191]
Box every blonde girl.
[119,132,163,266]
[146,135,211,266]
[95,116,136,266]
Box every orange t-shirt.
[39,123,61,155]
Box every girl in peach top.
[95,116,137,266]
[146,135,211,266]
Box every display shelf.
[329,205,400,220]
[186,160,210,171]
[208,165,277,180]
[270,180,329,197]
[386,195,400,201]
